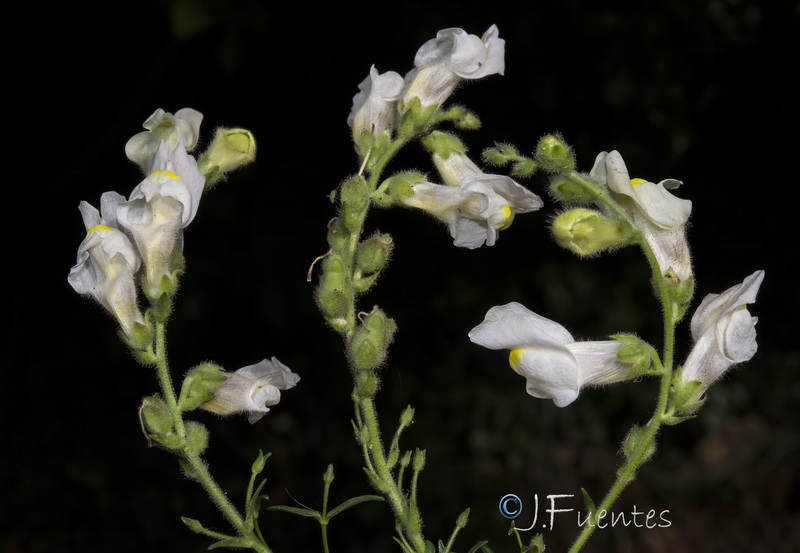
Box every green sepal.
[535,134,575,173]
[181,516,234,539]
[209,537,256,550]
[550,173,602,204]
[398,97,439,137]
[668,366,706,416]
[425,540,436,553]
[356,233,393,274]
[355,129,393,170]
[665,269,695,323]
[421,131,467,159]
[149,432,185,451]
[131,345,157,365]
[353,272,381,293]
[354,369,379,397]
[327,494,384,519]
[661,413,697,426]
[373,171,424,206]
[185,421,208,454]
[178,362,228,412]
[140,395,173,435]
[123,318,155,353]
[252,450,270,476]
[620,424,655,467]
[326,217,350,253]
[611,334,658,377]
[151,291,173,323]
[413,448,426,471]
[438,105,481,129]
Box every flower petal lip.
[690,270,764,341]
[593,150,691,229]
[125,108,203,171]
[348,65,406,138]
[681,270,764,394]
[470,302,630,407]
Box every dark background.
[5,1,798,552]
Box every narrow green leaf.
[267,505,321,520]
[580,488,596,515]
[327,494,384,518]
[425,540,436,553]
[466,540,490,553]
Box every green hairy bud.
[327,217,350,253]
[185,421,209,454]
[340,176,370,229]
[140,395,173,435]
[349,307,397,372]
[356,234,394,274]
[421,131,467,159]
[316,254,351,329]
[536,134,575,173]
[552,208,633,255]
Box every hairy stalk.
[567,215,677,553]
[152,317,270,553]
[332,134,428,552]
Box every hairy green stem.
[152,319,270,553]
[565,172,678,553]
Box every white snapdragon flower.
[590,151,693,287]
[348,65,405,140]
[68,193,146,338]
[116,140,205,298]
[403,25,505,108]
[469,302,631,407]
[125,108,203,172]
[404,151,542,248]
[201,357,301,423]
[681,270,764,398]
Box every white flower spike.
[117,140,205,298]
[681,270,764,398]
[403,25,505,108]
[202,358,301,423]
[125,108,203,172]
[469,302,631,407]
[348,65,405,141]
[590,151,693,291]
[68,193,146,339]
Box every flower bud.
[199,128,256,186]
[340,176,370,229]
[413,448,426,471]
[316,254,351,329]
[140,395,173,435]
[552,208,633,256]
[185,421,209,454]
[536,135,575,173]
[356,234,393,274]
[349,307,397,371]
[327,217,350,253]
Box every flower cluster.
[348,25,541,248]
[469,271,763,408]
[69,108,206,331]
